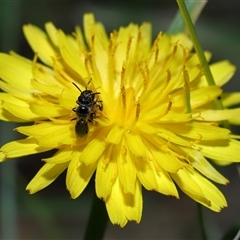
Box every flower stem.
[168,1,207,34]
[176,0,215,86]
[176,0,230,129]
[197,203,207,240]
[183,68,192,114]
[83,193,108,240]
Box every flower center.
[107,86,140,132]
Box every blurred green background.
[0,0,240,239]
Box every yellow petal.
[95,145,117,199]
[106,177,142,226]
[157,128,192,147]
[136,22,152,57]
[16,121,72,138]
[201,60,236,87]
[31,79,63,97]
[136,122,158,134]
[74,26,87,52]
[141,104,176,122]
[0,138,51,160]
[66,155,97,199]
[16,121,54,135]
[122,179,142,224]
[134,156,158,191]
[0,93,37,121]
[23,24,56,66]
[0,53,33,94]
[26,162,68,194]
[118,144,136,194]
[45,22,59,47]
[0,97,30,122]
[43,146,78,164]
[105,125,124,144]
[222,92,240,107]
[160,122,230,140]
[159,112,191,123]
[90,24,108,85]
[29,102,69,118]
[155,167,179,197]
[198,139,240,162]
[191,86,222,109]
[210,160,232,166]
[173,168,227,211]
[193,108,240,122]
[115,24,139,73]
[36,124,75,148]
[105,178,127,227]
[172,33,193,50]
[171,168,211,207]
[57,30,87,77]
[0,151,6,161]
[83,13,96,48]
[31,59,61,87]
[195,60,234,88]
[2,101,39,121]
[59,87,78,110]
[0,108,26,122]
[66,34,79,51]
[189,149,229,184]
[80,135,106,165]
[151,147,183,173]
[126,132,146,156]
[187,51,211,69]
[187,169,227,211]
[229,118,240,125]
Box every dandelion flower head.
[0,13,240,227]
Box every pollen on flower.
[135,100,140,121]
[0,13,240,227]
[165,69,171,85]
[126,35,134,63]
[137,61,148,91]
[151,32,162,63]
[120,85,126,109]
[164,98,173,117]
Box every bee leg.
[96,101,103,111]
[99,103,103,111]
[88,112,96,124]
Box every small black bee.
[72,80,103,138]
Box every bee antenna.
[86,78,92,90]
[72,82,82,92]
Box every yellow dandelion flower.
[1,13,240,227]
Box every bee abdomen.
[75,119,89,138]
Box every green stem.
[83,194,108,240]
[183,68,192,114]
[197,203,207,240]
[176,0,215,86]
[167,1,206,34]
[176,0,230,129]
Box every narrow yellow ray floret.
[0,13,240,227]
